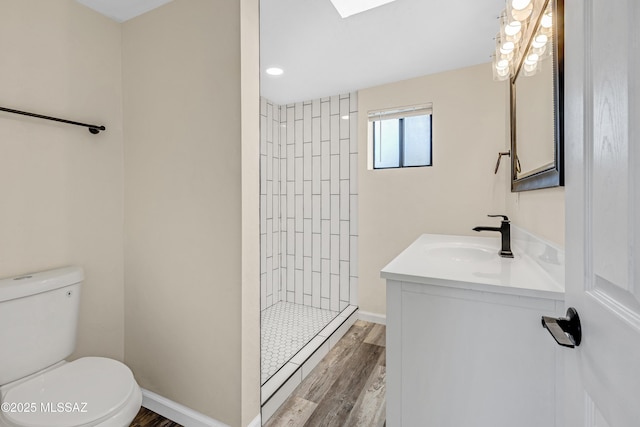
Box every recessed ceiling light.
[329,0,398,18]
[266,67,284,76]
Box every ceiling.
[261,0,505,105]
[75,0,173,23]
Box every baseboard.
[141,388,237,427]
[358,310,386,325]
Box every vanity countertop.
[380,233,565,300]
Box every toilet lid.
[2,357,136,427]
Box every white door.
[564,0,640,425]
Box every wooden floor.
[129,321,385,427]
[264,320,386,427]
[130,407,182,427]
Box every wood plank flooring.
[128,321,385,427]
[264,320,386,427]
[129,407,182,427]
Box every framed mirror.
[510,0,564,191]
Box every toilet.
[0,267,142,427]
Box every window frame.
[371,113,433,170]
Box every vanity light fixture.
[492,0,553,81]
[265,67,284,76]
[329,0,398,18]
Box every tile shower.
[260,93,358,386]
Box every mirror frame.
[510,0,564,192]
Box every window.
[369,104,432,169]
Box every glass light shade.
[525,53,540,65]
[500,10,524,43]
[492,53,511,81]
[523,60,540,76]
[541,11,553,29]
[508,0,533,22]
[531,34,548,49]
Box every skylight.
[329,0,398,18]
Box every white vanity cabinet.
[382,232,565,427]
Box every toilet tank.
[0,267,83,386]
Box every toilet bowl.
[0,267,142,427]
[0,358,142,427]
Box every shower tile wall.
[260,94,358,312]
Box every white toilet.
[0,267,142,427]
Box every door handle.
[541,307,582,348]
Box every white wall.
[0,0,124,362]
[260,94,358,312]
[358,63,509,316]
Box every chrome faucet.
[473,215,514,258]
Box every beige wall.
[240,0,261,424]
[358,63,508,316]
[0,0,124,361]
[122,0,257,425]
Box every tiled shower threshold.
[260,304,359,422]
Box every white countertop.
[380,233,565,300]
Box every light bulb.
[497,59,510,69]
[504,20,522,36]
[500,41,515,55]
[525,53,539,65]
[532,34,548,48]
[511,0,532,10]
[265,67,284,76]
[541,12,553,28]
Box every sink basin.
[423,242,496,263]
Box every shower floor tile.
[261,302,338,384]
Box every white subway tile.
[349,112,358,153]
[287,107,295,143]
[331,235,339,273]
[260,97,267,115]
[312,156,321,194]
[350,195,358,235]
[267,103,273,142]
[304,219,312,256]
[312,117,321,155]
[330,155,340,194]
[330,115,339,154]
[331,195,340,234]
[304,295,312,306]
[340,220,349,261]
[281,264,287,292]
[266,257,273,295]
[304,144,312,181]
[340,98,350,138]
[321,101,330,141]
[260,155,266,193]
[304,182,312,218]
[312,99,320,117]
[266,181,273,219]
[304,256,312,294]
[312,272,321,306]
[340,139,349,179]
[321,181,330,219]
[287,182,295,218]
[260,115,266,154]
[321,298,330,310]
[295,157,303,194]
[330,95,339,115]
[295,195,303,231]
[296,232,303,269]
[260,233,266,272]
[312,195,321,233]
[266,219,273,257]
[287,145,295,179]
[304,104,312,142]
[321,220,330,259]
[260,195,266,231]
[287,256,295,290]
[312,233,321,271]
[295,120,303,158]
[330,274,340,311]
[295,102,303,120]
[321,259,330,298]
[287,219,295,254]
[340,261,349,301]
[321,141,330,180]
[340,180,349,221]
[350,92,358,112]
[295,269,303,304]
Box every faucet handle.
[488,214,510,222]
